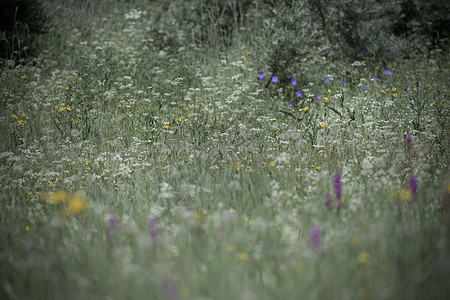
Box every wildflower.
[236,252,249,261]
[384,69,393,76]
[286,76,293,83]
[67,194,87,214]
[43,190,67,204]
[316,94,322,101]
[258,73,265,80]
[288,102,293,109]
[11,114,18,119]
[296,91,303,98]
[298,106,309,112]
[357,252,370,264]
[409,176,418,202]
[388,47,393,53]
[363,84,367,90]
[291,79,297,86]
[380,89,386,95]
[25,226,31,231]
[21,75,27,79]
[272,76,279,83]
[200,102,205,107]
[17,120,27,124]
[324,77,330,84]
[371,75,376,81]
[269,161,275,167]
[360,48,366,55]
[406,133,412,157]
[334,172,342,212]
[109,214,117,235]
[342,80,347,85]
[177,118,183,122]
[65,86,70,91]
[321,122,328,129]
[163,124,170,129]
[148,218,157,245]
[310,226,322,251]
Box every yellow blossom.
[65,86,70,90]
[163,124,169,129]
[21,113,27,118]
[392,87,397,92]
[67,194,87,215]
[235,252,249,261]
[25,226,30,231]
[357,252,370,264]
[298,107,309,112]
[392,93,399,98]
[399,189,413,201]
[17,120,27,124]
[200,102,205,107]
[380,89,386,95]
[269,161,275,167]
[321,122,328,129]
[11,114,18,119]
[43,190,67,204]
[177,118,183,122]
[21,75,27,79]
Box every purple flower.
[324,77,330,84]
[288,102,293,109]
[291,79,297,86]
[310,226,322,251]
[324,194,332,207]
[363,84,367,90]
[316,93,322,101]
[360,48,366,55]
[388,47,393,53]
[286,76,293,83]
[406,133,412,157]
[342,79,347,85]
[148,218,158,245]
[384,69,393,76]
[409,176,418,193]
[109,214,117,236]
[371,75,376,81]
[272,76,279,83]
[258,73,265,80]
[333,172,342,201]
[296,91,303,98]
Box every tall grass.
[1,0,449,299]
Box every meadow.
[1,1,449,299]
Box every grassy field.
[1,1,449,299]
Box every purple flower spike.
[258,73,265,80]
[310,226,322,251]
[109,214,117,236]
[333,172,343,213]
[148,218,158,245]
[296,91,303,98]
[342,79,347,85]
[409,176,418,202]
[272,76,279,83]
[406,133,412,157]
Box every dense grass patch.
[1,1,449,299]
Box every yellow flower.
[11,114,18,119]
[200,102,206,107]
[163,124,169,129]
[321,122,328,129]
[65,105,71,111]
[235,252,249,261]
[328,89,332,93]
[380,89,386,95]
[25,226,31,231]
[357,252,370,264]
[234,161,240,171]
[65,86,70,90]
[17,120,27,124]
[43,190,67,204]
[21,75,27,79]
[177,118,183,122]
[391,93,399,98]
[67,194,87,215]
[399,189,412,201]
[269,161,275,167]
[391,87,397,92]
[21,113,27,118]
[298,107,309,112]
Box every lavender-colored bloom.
[334,172,342,201]
[324,77,330,84]
[406,133,412,157]
[363,84,367,90]
[258,73,265,80]
[409,176,418,202]
[272,76,279,83]
[291,79,297,86]
[310,226,322,251]
[288,102,293,109]
[109,214,117,236]
[342,79,347,85]
[286,76,293,83]
[148,218,158,244]
[384,69,394,76]
[360,48,366,55]
[296,91,303,98]
[324,194,332,207]
[371,75,376,81]
[388,47,393,53]
[316,93,322,101]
